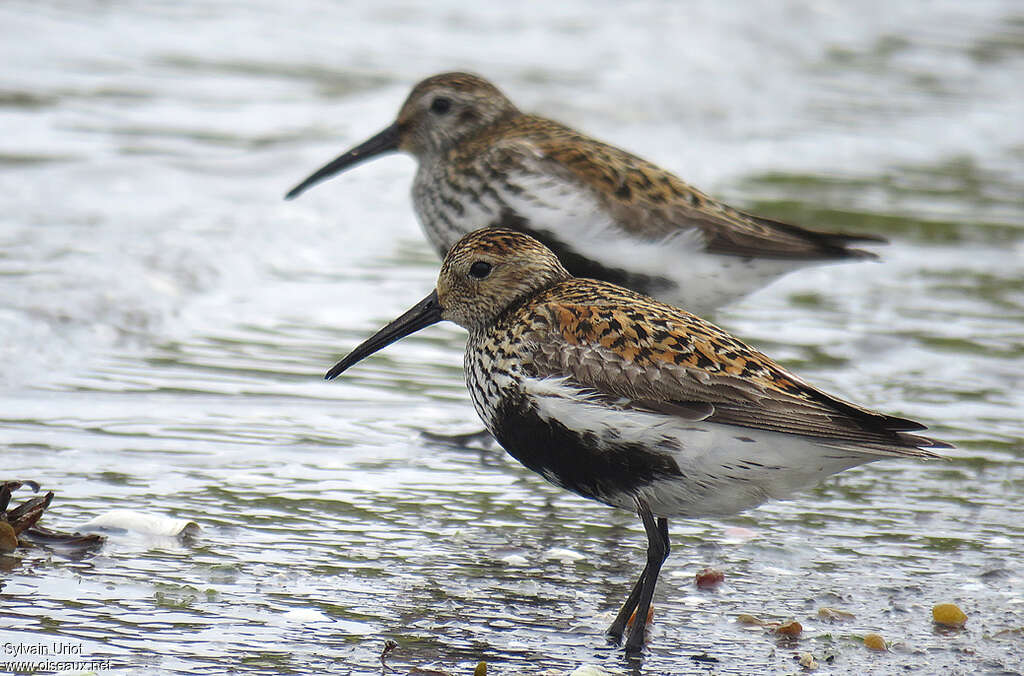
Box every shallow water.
[1,1,1023,674]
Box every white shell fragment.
[544,547,586,563]
[569,666,617,676]
[498,552,529,566]
[277,608,333,624]
[79,510,200,536]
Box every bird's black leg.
[658,516,670,559]
[606,500,670,650]
[606,568,648,642]
[625,502,669,652]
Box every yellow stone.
[863,633,887,651]
[0,521,17,553]
[932,603,967,627]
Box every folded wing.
[516,280,951,458]
[470,116,884,260]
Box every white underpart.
[496,167,805,315]
[522,377,874,518]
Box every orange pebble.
[695,567,725,588]
[775,620,802,636]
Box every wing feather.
[464,115,883,260]
[508,280,949,458]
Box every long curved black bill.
[285,121,401,200]
[325,290,443,380]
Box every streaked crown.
[438,228,570,331]
[396,72,520,157]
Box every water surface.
[1,1,1022,674]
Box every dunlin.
[323,228,949,652]
[288,73,885,314]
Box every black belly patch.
[490,395,684,507]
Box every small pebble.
[0,521,17,552]
[863,633,887,651]
[544,547,585,563]
[473,661,486,676]
[817,607,854,622]
[722,526,759,542]
[797,652,818,670]
[932,602,967,628]
[569,667,614,676]
[498,553,529,566]
[695,567,724,588]
[775,620,802,636]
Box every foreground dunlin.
[325,228,949,652]
[288,72,884,314]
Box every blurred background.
[1,1,1022,673]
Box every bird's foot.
[623,624,647,654]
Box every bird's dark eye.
[429,97,452,115]
[468,261,492,279]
